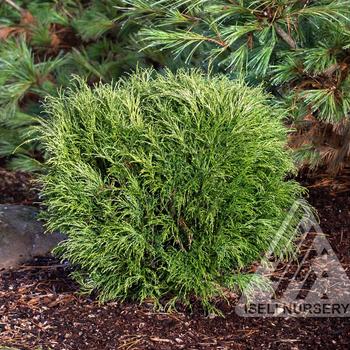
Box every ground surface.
[0,168,38,206]
[0,171,350,349]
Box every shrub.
[40,69,307,310]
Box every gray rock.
[0,205,66,269]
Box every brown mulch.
[0,167,39,206]
[0,176,350,349]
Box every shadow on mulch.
[0,175,350,349]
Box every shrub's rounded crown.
[41,69,307,308]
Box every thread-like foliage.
[40,70,307,310]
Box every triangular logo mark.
[235,201,350,317]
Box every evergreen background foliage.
[40,70,307,310]
[2,0,350,174]
[119,0,350,173]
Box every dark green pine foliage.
[0,0,168,171]
[40,69,309,311]
[119,0,350,172]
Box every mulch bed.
[0,167,39,206]
[0,173,350,349]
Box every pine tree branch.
[324,63,340,77]
[274,23,297,49]
[3,0,24,13]
[204,36,228,48]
